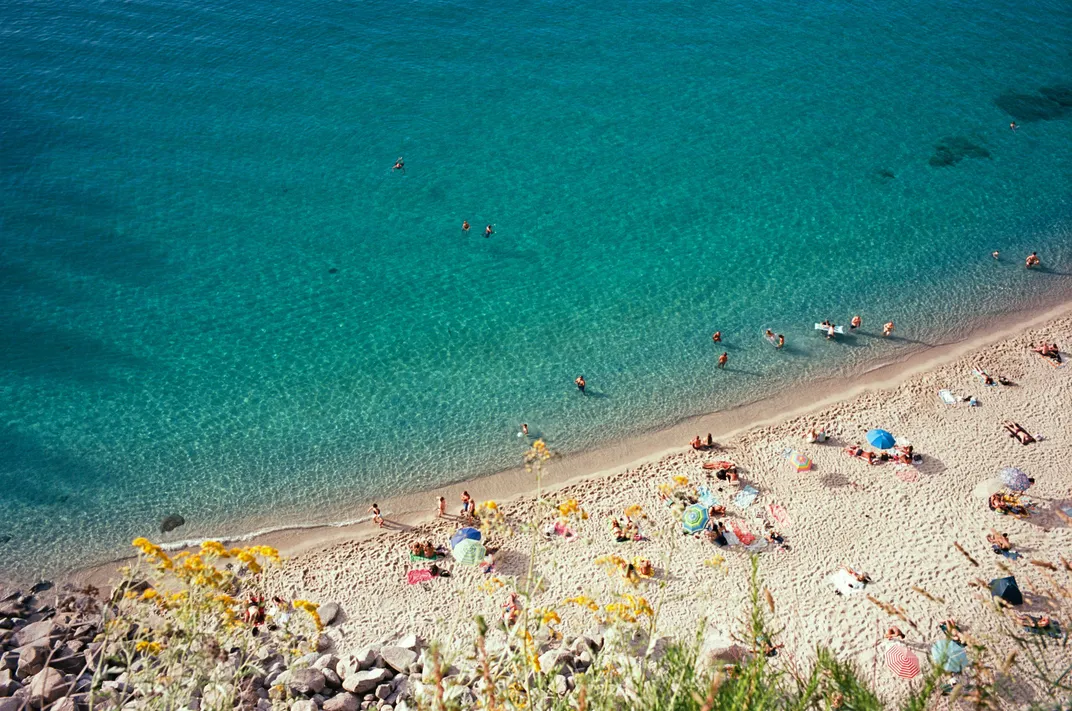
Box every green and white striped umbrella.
[452,538,487,566]
[682,504,709,534]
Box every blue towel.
[734,485,759,509]
[697,486,720,508]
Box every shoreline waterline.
[50,294,1072,593]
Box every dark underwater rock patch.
[928,137,991,167]
[995,90,1069,122]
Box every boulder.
[316,603,340,627]
[160,514,186,534]
[374,683,392,701]
[553,674,568,696]
[284,668,326,696]
[0,698,22,711]
[312,655,338,673]
[379,647,416,674]
[394,634,421,652]
[16,644,48,678]
[394,702,410,711]
[322,692,359,711]
[537,649,573,674]
[290,700,317,711]
[13,621,53,648]
[336,648,377,679]
[53,698,78,711]
[28,667,68,707]
[322,669,342,689]
[341,668,389,695]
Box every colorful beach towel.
[938,389,958,405]
[767,503,791,527]
[407,569,434,585]
[734,485,759,510]
[409,552,445,562]
[697,486,721,508]
[727,519,757,546]
[972,369,998,386]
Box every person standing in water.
[462,220,470,234]
[575,376,586,394]
[883,321,895,337]
[992,251,1000,260]
[1026,252,1040,269]
[717,352,728,369]
[850,315,862,330]
[392,157,405,173]
[485,225,494,238]
[712,331,721,343]
[777,334,785,349]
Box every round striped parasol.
[682,504,709,534]
[884,643,920,679]
[451,538,486,566]
[789,451,812,471]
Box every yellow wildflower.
[563,596,600,612]
[293,599,323,630]
[623,504,644,519]
[673,475,689,487]
[141,588,158,601]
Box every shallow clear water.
[1,0,1071,579]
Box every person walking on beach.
[712,331,721,343]
[850,315,862,330]
[718,352,728,369]
[368,503,384,528]
[485,224,494,238]
[1026,252,1040,269]
[462,220,470,234]
[575,375,586,394]
[437,496,446,518]
[883,321,895,337]
[392,157,405,173]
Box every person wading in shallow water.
[485,224,494,238]
[575,376,586,394]
[718,352,728,369]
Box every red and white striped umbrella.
[884,643,920,679]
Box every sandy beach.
[231,312,1072,705]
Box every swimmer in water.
[462,220,470,234]
[765,329,775,341]
[575,376,586,393]
[712,331,721,343]
[850,315,861,330]
[1010,122,1018,131]
[992,251,1000,260]
[485,225,494,238]
[392,157,405,173]
[777,334,785,349]
[883,321,895,337]
[1026,252,1040,269]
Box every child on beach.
[460,491,474,519]
[368,503,384,528]
[437,496,446,517]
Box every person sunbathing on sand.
[1003,421,1037,445]
[1014,612,1053,630]
[1033,342,1062,363]
[885,626,905,640]
[842,567,871,584]
[987,529,1011,552]
[611,518,629,542]
[635,558,655,578]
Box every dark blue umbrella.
[866,429,896,449]
[989,576,1023,606]
[450,527,482,547]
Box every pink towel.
[407,569,434,585]
[728,519,756,546]
[767,503,790,527]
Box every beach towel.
[697,486,721,508]
[409,552,445,562]
[894,467,919,483]
[938,389,958,405]
[407,569,434,585]
[972,369,997,386]
[827,569,866,596]
[1035,352,1064,368]
[767,503,791,527]
[734,485,759,509]
[727,519,757,546]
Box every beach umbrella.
[789,451,812,472]
[450,527,482,547]
[682,504,709,534]
[866,429,896,449]
[451,538,486,566]
[930,639,969,673]
[999,467,1032,492]
[972,478,1004,499]
[884,643,921,679]
[989,576,1023,606]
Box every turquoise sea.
[2,0,1071,580]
